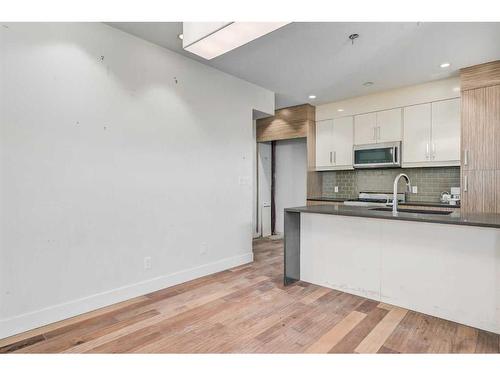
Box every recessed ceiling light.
[453,86,460,92]
[363,81,374,87]
[337,109,344,112]
[440,62,451,68]
[178,33,184,40]
[308,95,316,99]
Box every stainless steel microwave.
[353,141,401,169]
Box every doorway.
[256,138,307,238]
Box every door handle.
[464,150,468,166]
[464,175,468,192]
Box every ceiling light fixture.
[182,22,290,60]
[440,62,451,68]
[337,109,344,112]
[178,33,183,40]
[363,81,374,87]
[348,33,359,45]
[308,95,316,99]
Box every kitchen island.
[284,204,500,334]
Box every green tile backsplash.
[321,167,460,202]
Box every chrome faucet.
[393,173,411,215]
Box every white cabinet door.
[431,98,460,164]
[315,119,334,170]
[332,116,354,168]
[377,108,402,143]
[403,103,431,165]
[354,112,377,145]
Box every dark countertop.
[307,197,460,208]
[286,204,500,229]
[307,197,347,202]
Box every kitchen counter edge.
[286,204,500,229]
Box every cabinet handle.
[426,143,430,160]
[377,126,380,140]
[464,175,468,192]
[330,151,332,164]
[333,151,336,164]
[464,150,468,166]
[432,143,436,160]
[373,127,376,140]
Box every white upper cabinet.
[403,103,432,165]
[354,113,377,145]
[316,117,353,171]
[376,108,402,143]
[354,109,402,145]
[316,119,334,169]
[332,116,354,168]
[403,99,460,167]
[431,98,460,164]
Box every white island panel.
[300,213,382,300]
[300,212,500,333]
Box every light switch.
[334,186,339,193]
[412,186,418,194]
[239,176,250,185]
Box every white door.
[315,119,334,169]
[275,139,307,235]
[332,116,354,168]
[377,108,402,143]
[257,142,272,237]
[431,98,460,164]
[403,103,432,165]
[354,112,377,145]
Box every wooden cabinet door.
[461,87,497,172]
[332,116,354,168]
[354,113,377,145]
[403,103,431,165]
[315,119,334,170]
[376,108,402,143]
[461,170,497,213]
[431,98,460,164]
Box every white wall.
[0,23,274,339]
[275,139,307,235]
[316,77,460,120]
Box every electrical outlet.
[144,257,152,270]
[200,242,208,255]
[334,186,339,193]
[412,186,418,194]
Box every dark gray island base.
[283,204,500,285]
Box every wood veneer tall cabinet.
[460,60,500,213]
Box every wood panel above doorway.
[256,104,315,142]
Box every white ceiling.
[107,22,500,109]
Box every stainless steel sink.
[369,207,452,215]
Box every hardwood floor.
[1,238,499,353]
